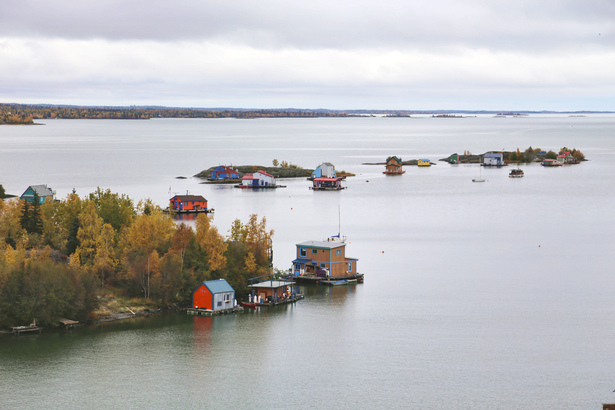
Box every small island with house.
[364,157,435,168]
[440,147,585,165]
[195,161,313,182]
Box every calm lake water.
[1,116,615,409]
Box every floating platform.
[164,208,214,214]
[242,295,304,307]
[321,279,358,286]
[186,307,241,316]
[382,171,405,175]
[293,273,364,285]
[10,325,43,335]
[203,179,242,184]
[234,185,286,189]
[309,186,346,190]
[59,319,79,329]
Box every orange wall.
[297,245,356,276]
[193,285,213,309]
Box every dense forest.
[0,104,348,123]
[0,188,276,327]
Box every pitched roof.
[212,166,237,172]
[171,195,207,202]
[386,156,402,163]
[24,185,55,197]
[255,170,274,178]
[203,279,234,294]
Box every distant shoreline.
[2,103,614,123]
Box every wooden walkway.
[293,273,364,285]
[186,307,241,316]
[10,325,42,335]
[248,294,304,307]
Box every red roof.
[242,174,254,180]
[255,170,274,178]
[314,177,341,182]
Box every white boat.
[472,166,485,182]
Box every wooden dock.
[293,273,364,285]
[186,307,241,316]
[59,319,79,329]
[164,208,214,215]
[309,186,346,190]
[11,325,43,335]
[234,185,286,189]
[244,294,304,307]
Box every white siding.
[212,291,235,311]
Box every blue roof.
[292,258,312,264]
[203,279,234,294]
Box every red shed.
[192,279,236,311]
[170,195,207,212]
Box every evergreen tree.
[20,200,31,232]
[30,192,43,235]
[20,192,43,235]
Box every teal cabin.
[20,185,56,204]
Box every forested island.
[0,104,347,123]
[440,147,586,164]
[0,188,276,328]
[3,103,612,124]
[195,162,314,179]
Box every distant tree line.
[446,147,586,164]
[0,188,274,327]
[506,146,585,163]
[0,104,348,122]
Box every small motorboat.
[509,168,524,178]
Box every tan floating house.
[383,156,405,175]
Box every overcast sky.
[0,0,613,110]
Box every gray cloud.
[1,0,613,51]
[0,0,614,109]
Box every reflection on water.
[300,283,357,305]
[173,213,197,222]
[1,117,615,408]
[192,316,214,356]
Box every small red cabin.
[192,279,235,311]
[170,195,207,212]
